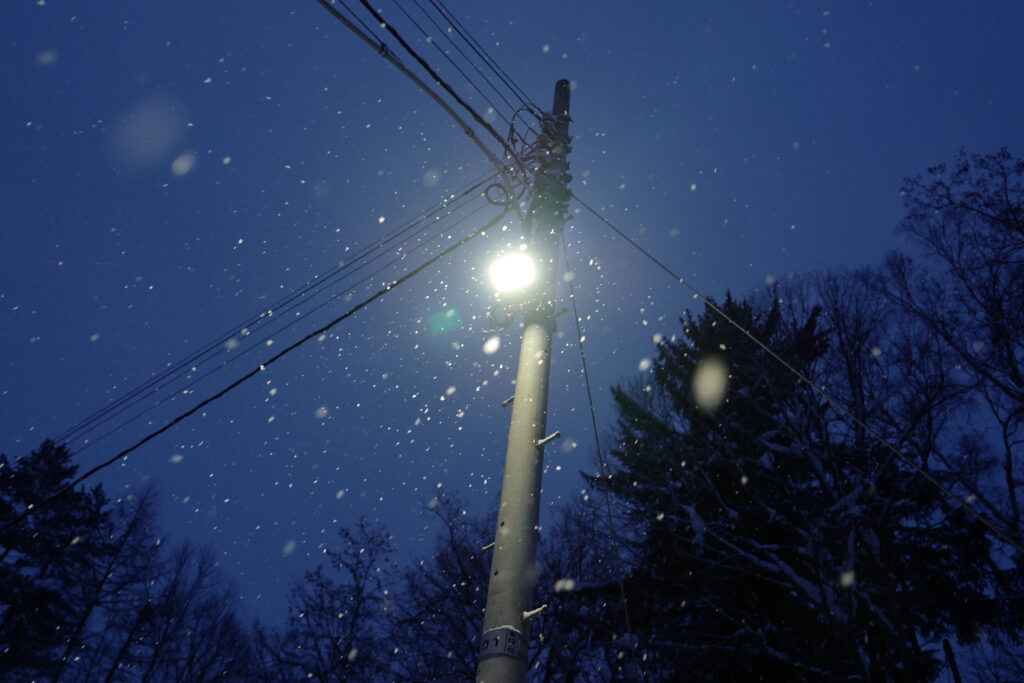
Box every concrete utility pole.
[476,80,572,683]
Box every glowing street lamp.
[489,249,536,293]
[477,80,571,683]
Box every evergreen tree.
[1,442,253,682]
[0,440,110,680]
[594,289,997,680]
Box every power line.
[393,0,516,128]
[413,0,545,152]
[427,0,539,112]
[561,231,646,682]
[569,190,1024,559]
[23,0,535,537]
[71,198,500,457]
[414,0,541,142]
[317,0,526,191]
[352,0,515,163]
[2,207,510,537]
[329,0,379,38]
[416,0,543,145]
[57,172,500,450]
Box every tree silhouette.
[99,542,252,682]
[255,519,395,681]
[1,441,253,682]
[591,285,999,680]
[885,147,1024,545]
[881,147,1024,677]
[6,148,1021,683]
[52,485,160,682]
[1,440,110,680]
[385,497,491,682]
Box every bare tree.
[881,148,1024,681]
[883,148,1024,545]
[387,497,491,682]
[385,492,628,682]
[2,443,252,682]
[53,485,160,682]
[99,542,251,682]
[255,519,395,681]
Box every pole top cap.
[553,80,571,117]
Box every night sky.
[3,0,1023,624]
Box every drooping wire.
[427,0,540,113]
[391,0,515,129]
[507,106,542,152]
[70,198,500,457]
[57,171,500,449]
[1,207,510,536]
[47,0,537,478]
[417,0,544,147]
[417,0,543,145]
[317,0,526,192]
[560,230,647,682]
[569,190,1024,559]
[329,0,379,38]
[350,0,528,178]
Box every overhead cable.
[570,190,1024,559]
[428,0,539,112]
[58,171,500,449]
[2,207,510,536]
[71,198,499,457]
[561,231,647,682]
[393,0,516,128]
[317,0,524,192]
[353,0,521,167]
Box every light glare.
[490,252,536,292]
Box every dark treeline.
[2,149,1022,681]
[0,442,251,681]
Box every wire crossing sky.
[56,170,504,454]
[1,208,509,539]
[2,0,1023,623]
[570,191,1024,559]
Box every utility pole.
[476,80,572,683]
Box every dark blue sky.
[3,0,1023,622]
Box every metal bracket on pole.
[522,604,548,622]
[535,431,560,448]
[481,542,495,555]
[479,626,524,660]
[501,395,515,408]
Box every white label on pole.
[479,626,524,659]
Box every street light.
[489,249,536,293]
[476,79,571,683]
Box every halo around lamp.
[489,251,536,293]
